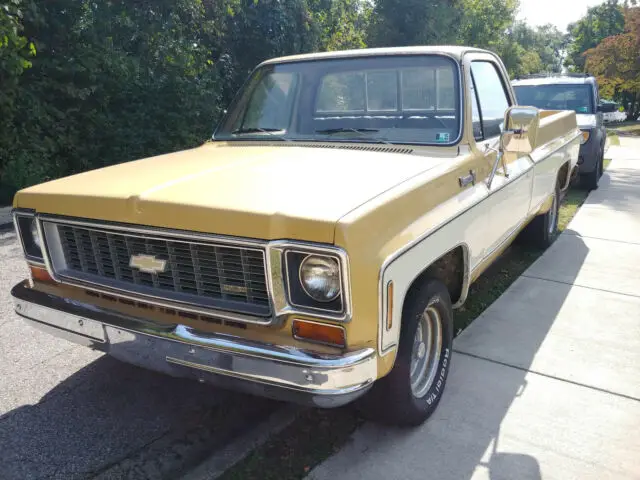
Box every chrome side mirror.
[508,106,539,129]
[487,106,539,188]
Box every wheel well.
[406,246,466,307]
[558,162,570,190]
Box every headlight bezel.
[13,211,45,264]
[281,246,349,319]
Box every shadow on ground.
[0,352,280,480]
[309,235,590,480]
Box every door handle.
[459,170,476,188]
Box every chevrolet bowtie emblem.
[129,254,167,274]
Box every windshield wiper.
[315,127,391,144]
[231,127,289,141]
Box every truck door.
[469,59,534,254]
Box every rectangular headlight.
[285,250,344,314]
[14,212,45,263]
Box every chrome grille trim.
[39,216,273,324]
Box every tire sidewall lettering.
[424,346,450,406]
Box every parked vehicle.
[11,47,581,426]
[512,74,606,190]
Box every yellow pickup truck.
[11,46,580,426]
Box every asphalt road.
[0,229,281,479]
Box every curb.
[181,406,304,480]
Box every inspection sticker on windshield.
[436,133,450,143]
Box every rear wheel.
[519,179,560,248]
[358,279,453,427]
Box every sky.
[517,0,606,32]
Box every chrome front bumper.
[11,281,376,407]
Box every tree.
[0,0,35,80]
[565,0,626,72]
[458,0,518,49]
[0,0,374,203]
[585,7,640,119]
[309,0,371,51]
[490,21,565,78]
[525,24,566,73]
[367,0,463,47]
[0,0,222,202]
[0,0,36,199]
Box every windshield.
[214,55,461,145]
[513,84,594,114]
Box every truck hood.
[14,143,444,243]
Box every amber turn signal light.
[30,266,54,283]
[292,319,346,348]
[581,130,590,144]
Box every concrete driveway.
[308,140,640,480]
[0,229,282,479]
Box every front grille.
[47,222,270,317]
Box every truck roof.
[512,75,597,87]
[259,46,495,66]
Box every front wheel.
[358,279,454,427]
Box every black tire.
[598,145,605,179]
[580,153,602,190]
[357,279,454,427]
[519,179,560,248]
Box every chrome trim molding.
[11,281,375,408]
[378,242,471,357]
[220,53,465,149]
[37,215,273,325]
[31,215,352,326]
[376,115,581,356]
[12,209,46,266]
[267,241,352,323]
[38,214,268,248]
[38,215,274,325]
[377,125,582,324]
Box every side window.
[470,61,510,138]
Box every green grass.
[216,161,612,480]
[607,131,621,146]
[608,121,640,137]
[612,123,640,132]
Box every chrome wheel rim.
[409,306,443,398]
[548,192,558,235]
